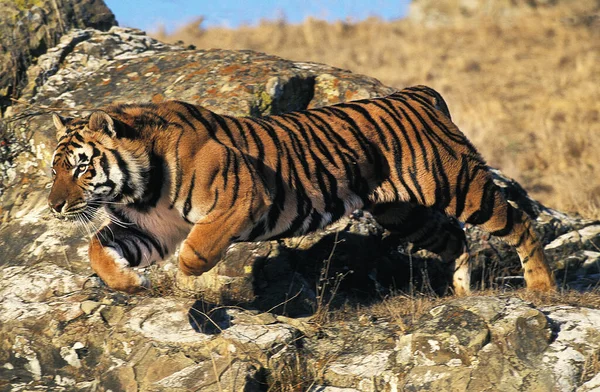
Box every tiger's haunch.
[47,85,555,294]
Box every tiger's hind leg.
[386,85,553,291]
[448,170,555,292]
[371,202,471,295]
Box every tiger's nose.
[50,200,66,213]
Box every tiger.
[47,85,555,294]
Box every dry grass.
[152,4,600,218]
[367,288,600,326]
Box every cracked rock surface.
[0,0,115,109]
[2,27,600,391]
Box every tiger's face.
[48,111,133,220]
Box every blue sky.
[105,0,411,33]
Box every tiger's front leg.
[176,145,271,277]
[178,181,271,276]
[88,223,166,293]
[178,208,258,276]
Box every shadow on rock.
[183,215,461,321]
[187,299,233,335]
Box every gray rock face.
[0,0,116,109]
[2,27,600,390]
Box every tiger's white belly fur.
[115,185,192,267]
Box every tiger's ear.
[52,113,71,140]
[88,111,116,137]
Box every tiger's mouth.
[50,203,96,222]
[51,210,86,222]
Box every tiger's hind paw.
[524,269,556,292]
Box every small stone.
[230,310,277,325]
[80,300,101,315]
[100,306,125,326]
[276,315,317,337]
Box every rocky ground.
[2,4,600,391]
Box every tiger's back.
[48,85,555,294]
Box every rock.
[79,300,100,315]
[152,359,265,391]
[0,0,116,109]
[407,305,489,366]
[2,24,600,391]
[403,365,472,392]
[99,305,126,326]
[304,296,600,391]
[539,306,600,391]
[578,372,600,392]
[321,350,401,391]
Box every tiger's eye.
[75,164,89,177]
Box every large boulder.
[0,0,116,109]
[2,27,600,390]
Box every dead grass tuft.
[515,288,600,309]
[581,350,600,384]
[152,4,600,218]
[361,287,600,333]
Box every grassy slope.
[152,5,600,219]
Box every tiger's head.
[48,111,149,220]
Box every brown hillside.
[152,3,600,218]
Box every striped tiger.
[47,85,555,294]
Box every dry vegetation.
[152,3,600,218]
[367,288,600,327]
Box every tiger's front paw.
[89,246,150,294]
[105,268,150,294]
[178,241,212,276]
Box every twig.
[210,353,224,392]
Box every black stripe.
[212,113,239,148]
[466,180,497,225]
[177,101,220,142]
[109,149,134,198]
[206,188,219,214]
[243,120,266,174]
[345,103,389,150]
[169,129,185,209]
[490,207,515,238]
[281,114,339,169]
[303,111,360,160]
[174,111,196,130]
[229,153,241,208]
[183,172,196,223]
[315,107,375,163]
[228,116,250,150]
[369,101,415,202]
[305,209,324,233]
[454,157,472,218]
